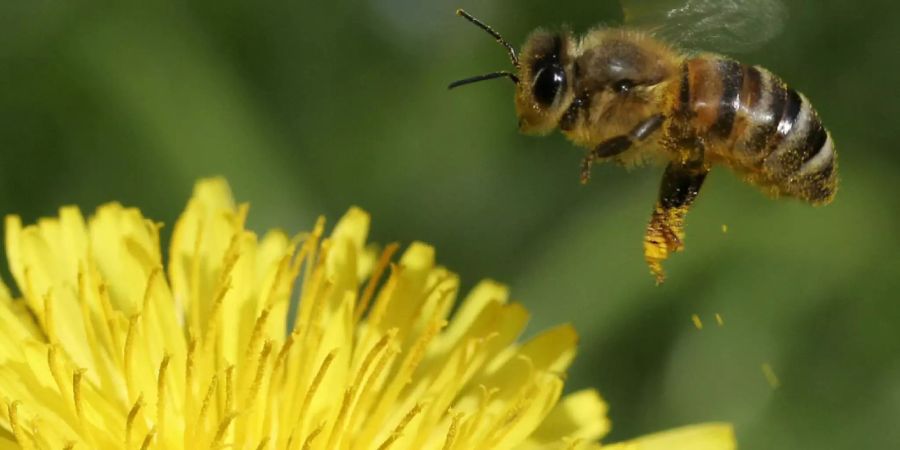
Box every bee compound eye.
[532,64,566,106]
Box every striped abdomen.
[676,56,837,204]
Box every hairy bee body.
[541,30,837,205]
[450,10,837,282]
[673,55,837,204]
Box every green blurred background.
[1,0,898,448]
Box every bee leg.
[580,114,665,184]
[580,136,631,184]
[644,157,709,284]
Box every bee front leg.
[645,157,709,284]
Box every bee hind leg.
[645,157,709,284]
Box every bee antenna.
[448,71,520,90]
[456,9,519,67]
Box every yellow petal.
[602,423,736,450]
[522,389,611,447]
[0,178,738,450]
[88,202,162,315]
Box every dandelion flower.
[0,178,736,449]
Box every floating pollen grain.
[715,313,724,326]
[761,363,781,389]
[691,314,703,330]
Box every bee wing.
[620,0,788,53]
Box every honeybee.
[449,0,837,283]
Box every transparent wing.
[620,0,788,53]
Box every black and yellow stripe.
[676,57,837,204]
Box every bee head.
[447,10,575,135]
[515,30,575,135]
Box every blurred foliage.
[1,0,898,448]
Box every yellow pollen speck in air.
[762,363,781,389]
[0,178,737,449]
[722,224,728,233]
[715,313,725,327]
[692,314,704,330]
